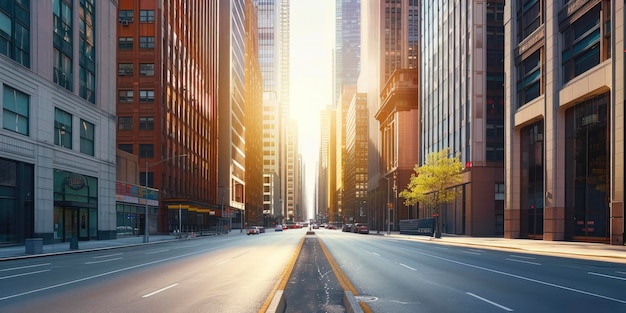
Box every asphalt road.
[316,229,626,312]
[0,230,303,313]
[3,228,626,313]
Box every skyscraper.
[420,0,505,236]
[362,0,420,232]
[255,0,296,224]
[334,0,361,104]
[219,0,247,229]
[117,0,219,234]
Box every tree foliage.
[399,148,463,213]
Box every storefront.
[115,182,158,238]
[53,170,98,242]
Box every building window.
[118,116,133,130]
[520,121,544,237]
[53,49,72,91]
[118,90,133,103]
[118,10,133,23]
[79,0,95,104]
[139,63,154,76]
[53,0,73,91]
[139,144,154,158]
[80,119,94,156]
[139,117,154,130]
[516,0,542,43]
[54,108,72,149]
[139,90,154,103]
[517,49,542,106]
[2,85,29,135]
[562,5,601,84]
[118,144,133,153]
[139,36,154,49]
[118,37,133,50]
[139,10,155,23]
[118,63,133,76]
[0,0,30,67]
[79,68,95,103]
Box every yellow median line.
[318,238,372,313]
[258,236,305,313]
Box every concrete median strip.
[259,236,305,313]
[260,233,369,313]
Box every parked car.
[246,226,260,235]
[342,224,353,232]
[312,224,319,229]
[274,225,283,232]
[353,223,369,234]
[257,226,265,233]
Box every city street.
[317,230,626,312]
[2,228,626,312]
[0,231,303,313]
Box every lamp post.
[144,154,187,243]
[383,175,390,235]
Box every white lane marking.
[0,263,51,272]
[588,272,626,281]
[215,259,229,265]
[508,255,535,260]
[146,249,171,254]
[143,283,179,298]
[371,252,380,256]
[617,271,626,275]
[505,258,541,266]
[0,246,220,301]
[93,253,123,259]
[400,247,626,304]
[466,292,513,311]
[85,257,123,265]
[467,249,484,253]
[463,251,481,255]
[399,263,417,271]
[0,270,51,280]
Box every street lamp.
[144,154,187,243]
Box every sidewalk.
[0,232,232,261]
[384,231,626,263]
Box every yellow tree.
[399,148,463,237]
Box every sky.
[289,0,335,220]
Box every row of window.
[2,84,94,156]
[118,10,155,23]
[118,63,155,76]
[118,37,155,50]
[118,90,154,103]
[118,116,154,130]
[118,143,153,158]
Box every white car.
[246,226,260,235]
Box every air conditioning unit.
[120,20,129,26]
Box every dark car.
[342,224,353,232]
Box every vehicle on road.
[275,225,283,232]
[342,224,353,232]
[247,226,260,235]
[312,224,319,229]
[353,223,369,234]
